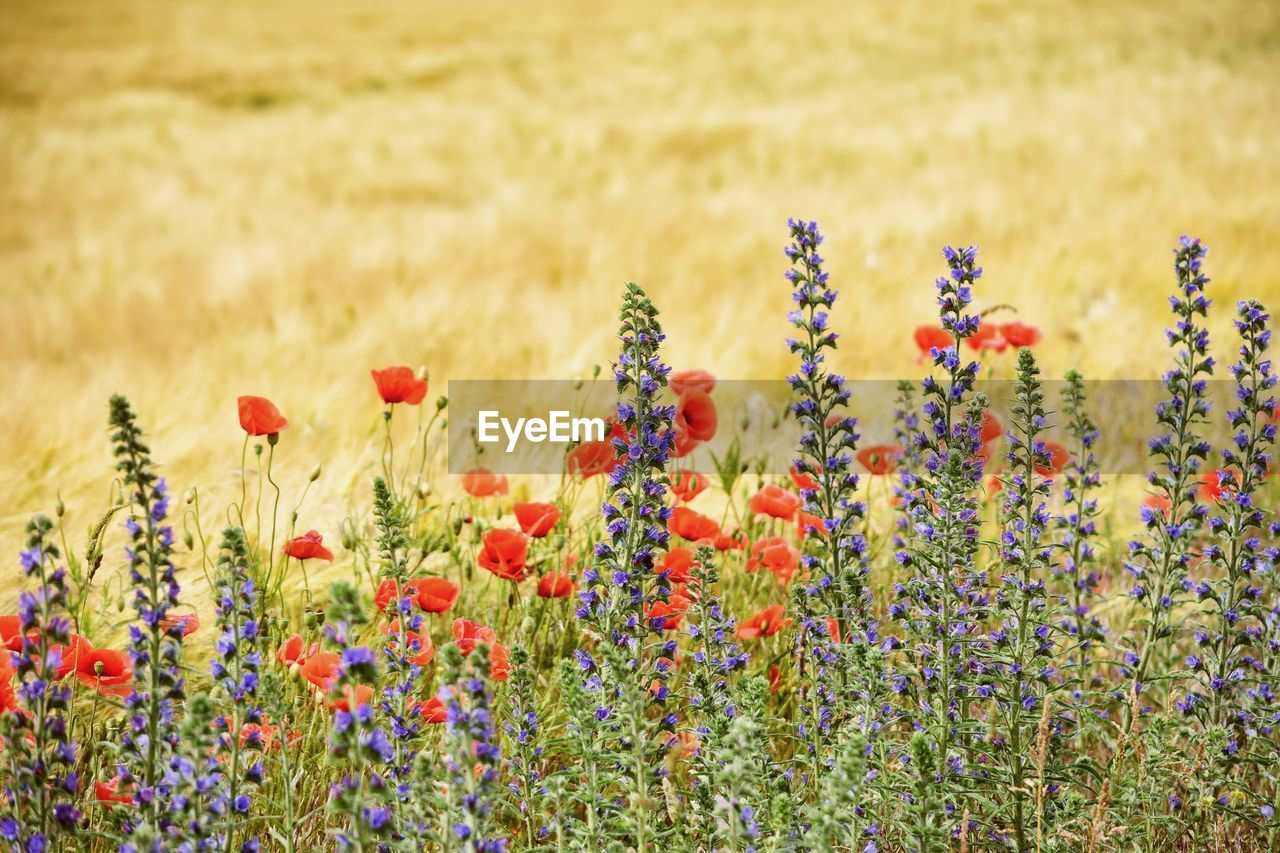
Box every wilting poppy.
[300,651,342,692]
[537,572,575,598]
[670,369,716,396]
[513,502,562,538]
[746,537,801,584]
[161,611,200,637]
[1000,321,1042,349]
[76,648,133,696]
[658,548,698,585]
[670,470,708,503]
[477,529,530,582]
[461,467,508,497]
[371,365,428,405]
[284,530,334,562]
[276,634,320,671]
[789,463,820,493]
[416,696,447,723]
[566,439,621,478]
[966,322,1008,353]
[95,777,134,806]
[1035,442,1070,477]
[736,604,791,640]
[857,445,901,476]
[416,577,461,614]
[913,325,952,362]
[238,396,288,437]
[749,485,802,521]
[385,621,435,666]
[669,506,721,543]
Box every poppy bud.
[592,364,601,378]
[254,444,264,456]
[340,530,356,550]
[184,488,196,505]
[309,464,322,482]
[416,366,429,382]
[416,481,431,499]
[436,396,448,411]
[452,517,465,535]
[574,378,584,391]
[56,496,65,518]
[520,616,535,635]
[267,432,279,447]
[551,535,566,550]
[183,530,194,550]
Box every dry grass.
[1,0,1278,601]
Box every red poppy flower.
[670,470,708,503]
[416,696,448,723]
[714,530,747,551]
[913,325,952,362]
[796,511,826,539]
[284,530,334,562]
[76,648,133,696]
[537,571,575,599]
[826,617,841,643]
[0,615,29,652]
[95,777,134,806]
[452,618,497,655]
[980,410,1004,444]
[385,621,435,666]
[749,485,802,521]
[566,439,622,478]
[856,444,901,476]
[1000,321,1042,349]
[416,577,461,614]
[161,611,200,637]
[675,389,717,444]
[736,604,791,640]
[488,643,511,680]
[461,468,508,497]
[669,506,721,543]
[1198,469,1231,503]
[300,651,342,692]
[966,322,1008,353]
[48,634,92,680]
[658,548,698,585]
[330,684,375,712]
[646,600,685,632]
[276,633,320,670]
[746,537,801,584]
[1143,493,1172,517]
[477,529,530,582]
[237,396,288,437]
[371,365,428,405]
[670,369,716,396]
[768,664,783,694]
[513,502,562,538]
[0,655,16,713]
[789,463,820,493]
[1035,442,1069,477]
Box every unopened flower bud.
[309,463,322,482]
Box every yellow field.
[2,0,1278,589]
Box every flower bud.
[309,463,322,482]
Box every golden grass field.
[2,0,1278,601]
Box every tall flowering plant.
[573,281,678,847]
[891,245,989,833]
[108,395,187,845]
[1188,300,1276,753]
[0,515,82,850]
[1118,237,1215,715]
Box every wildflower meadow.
[1,217,1278,852]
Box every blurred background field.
[2,0,1278,585]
